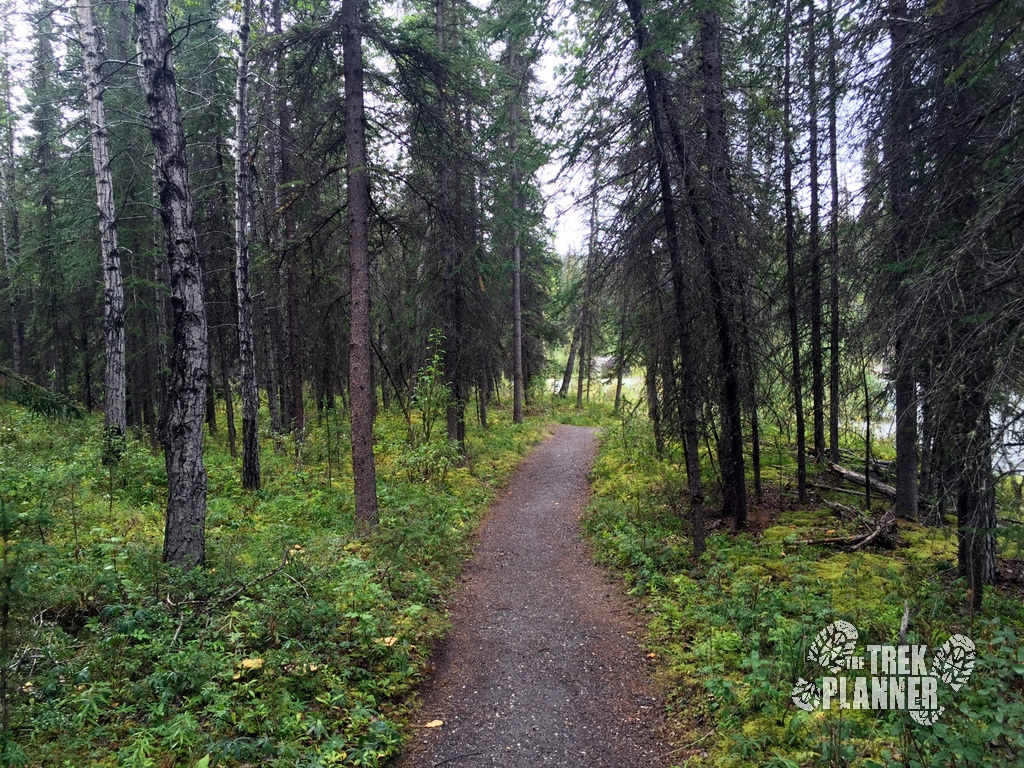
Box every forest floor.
[395,425,673,768]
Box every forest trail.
[395,426,671,768]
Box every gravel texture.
[395,426,671,768]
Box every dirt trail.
[395,425,671,768]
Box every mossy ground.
[0,395,550,767]
[581,404,1024,768]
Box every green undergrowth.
[0,397,546,767]
[583,411,1024,768]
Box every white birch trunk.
[76,0,126,437]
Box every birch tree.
[137,0,210,567]
[76,0,126,437]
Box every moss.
[900,521,957,565]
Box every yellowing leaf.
[240,658,264,669]
[424,719,443,728]
[378,636,398,647]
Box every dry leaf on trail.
[424,720,444,728]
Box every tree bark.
[808,0,825,461]
[827,0,841,463]
[0,42,21,377]
[577,203,596,411]
[887,0,919,520]
[558,318,581,398]
[936,0,996,610]
[784,0,807,502]
[623,0,705,556]
[234,0,260,489]
[437,0,467,451]
[0,139,20,377]
[217,324,236,459]
[508,48,525,425]
[698,7,747,527]
[613,289,627,413]
[137,0,209,568]
[342,0,379,531]
[956,365,994,612]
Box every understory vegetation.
[583,402,1024,768]
[0,396,547,767]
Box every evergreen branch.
[0,366,84,420]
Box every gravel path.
[395,425,671,768]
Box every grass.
[6,369,1021,768]
[0,393,548,767]
[582,403,1024,768]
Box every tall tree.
[698,4,747,527]
[137,0,210,568]
[807,0,825,461]
[622,0,706,556]
[25,0,65,391]
[343,0,379,530]
[783,0,807,501]
[233,0,260,490]
[826,0,841,463]
[76,0,126,437]
[0,10,19,375]
[506,44,526,425]
[886,0,919,520]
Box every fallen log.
[828,462,897,500]
[795,509,897,550]
[849,509,896,551]
[838,448,894,472]
[809,481,867,498]
[821,498,871,525]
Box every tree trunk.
[863,365,872,512]
[78,0,126,437]
[218,328,236,458]
[0,138,20,377]
[576,318,586,410]
[808,0,825,462]
[137,0,209,568]
[262,296,282,439]
[645,345,664,456]
[478,369,488,429]
[784,0,807,502]
[956,366,994,612]
[287,256,303,433]
[343,0,379,531]
[577,211,595,411]
[0,39,22,378]
[886,0,919,521]
[234,0,261,489]
[698,8,747,527]
[827,0,841,463]
[623,0,704,557]
[558,319,581,398]
[508,48,525,425]
[613,290,627,413]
